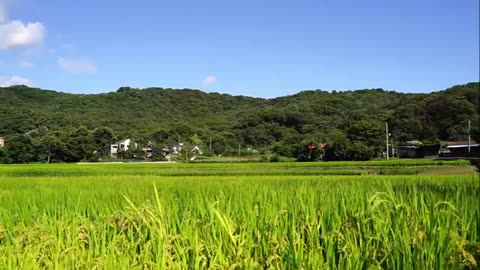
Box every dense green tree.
[346,141,376,161]
[92,127,117,158]
[189,134,203,146]
[323,130,350,161]
[170,124,195,143]
[389,102,424,141]
[65,127,94,162]
[35,135,65,163]
[151,145,167,161]
[242,125,275,148]
[151,129,169,144]
[0,148,8,163]
[5,134,36,163]
[425,95,478,141]
[347,119,384,156]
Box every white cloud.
[0,75,33,87]
[0,20,45,49]
[202,75,217,86]
[0,2,46,50]
[57,56,97,74]
[19,59,33,69]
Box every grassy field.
[0,159,473,177]
[0,161,478,269]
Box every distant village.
[397,140,479,158]
[109,138,203,161]
[0,135,479,161]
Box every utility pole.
[385,122,389,160]
[468,120,471,153]
[238,144,241,156]
[209,137,212,154]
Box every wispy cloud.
[0,4,6,23]
[19,59,33,69]
[0,3,46,49]
[0,75,33,87]
[57,56,97,74]
[202,75,217,86]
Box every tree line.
[0,82,478,163]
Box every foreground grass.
[0,166,479,269]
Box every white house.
[192,145,203,155]
[110,139,132,157]
[190,145,203,161]
[0,137,4,148]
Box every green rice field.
[0,160,479,269]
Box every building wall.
[447,146,480,158]
[110,139,132,157]
[110,144,119,157]
[399,147,424,158]
[120,139,131,151]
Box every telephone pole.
[385,122,389,160]
[209,137,212,154]
[468,120,471,153]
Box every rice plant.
[0,163,478,269]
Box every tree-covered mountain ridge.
[0,82,478,162]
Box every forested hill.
[0,83,478,161]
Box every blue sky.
[0,0,478,97]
